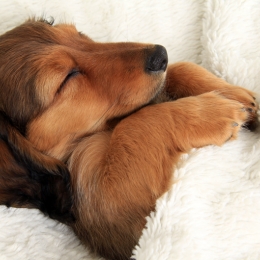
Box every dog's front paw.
[215,86,259,130]
[193,92,251,147]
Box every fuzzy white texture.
[0,1,260,260]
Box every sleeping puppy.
[0,19,258,260]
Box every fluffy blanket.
[1,0,260,259]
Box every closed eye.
[57,68,80,94]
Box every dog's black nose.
[145,45,168,73]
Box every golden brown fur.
[0,19,258,260]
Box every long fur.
[0,19,258,260]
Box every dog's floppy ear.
[0,111,74,224]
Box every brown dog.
[0,19,258,260]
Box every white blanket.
[1,1,260,259]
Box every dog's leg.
[166,62,254,98]
[165,62,258,129]
[70,91,254,260]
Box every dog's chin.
[148,80,170,104]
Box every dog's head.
[0,19,168,159]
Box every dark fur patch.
[0,111,74,223]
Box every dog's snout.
[145,45,168,73]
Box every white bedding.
[1,1,260,259]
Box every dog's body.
[0,19,258,260]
